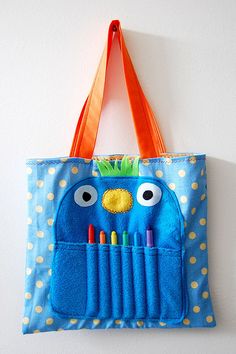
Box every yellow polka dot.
[71,166,78,174]
[200,218,206,225]
[36,180,44,188]
[59,179,67,188]
[27,242,33,250]
[35,306,43,313]
[142,159,150,166]
[191,207,196,215]
[201,267,208,275]
[191,281,198,289]
[35,205,43,213]
[46,318,54,325]
[92,170,98,177]
[202,291,209,299]
[183,318,190,325]
[188,231,196,240]
[201,193,206,201]
[189,156,197,164]
[48,167,55,175]
[36,280,43,288]
[26,267,32,276]
[178,169,186,177]
[115,319,122,325]
[93,319,100,325]
[159,321,166,327]
[201,169,204,176]
[47,192,54,201]
[47,218,54,226]
[168,183,176,190]
[206,315,213,323]
[36,230,44,238]
[33,329,40,333]
[25,292,32,300]
[22,317,30,325]
[60,158,68,162]
[27,217,32,225]
[193,306,200,313]
[166,158,172,165]
[26,192,32,200]
[70,319,78,324]
[200,243,207,250]
[48,244,54,251]
[155,170,163,178]
[36,256,44,264]
[137,320,144,327]
[190,256,197,264]
[180,195,188,203]
[26,167,32,175]
[191,182,198,190]
[48,269,52,276]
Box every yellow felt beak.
[102,188,133,214]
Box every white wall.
[0,1,236,353]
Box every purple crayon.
[146,226,154,247]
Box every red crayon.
[88,224,95,244]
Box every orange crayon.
[99,230,106,244]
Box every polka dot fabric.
[23,154,215,334]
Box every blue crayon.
[134,232,141,246]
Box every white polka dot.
[166,158,172,165]
[142,159,150,166]
[155,170,163,178]
[189,232,196,240]
[93,319,100,325]
[47,192,54,201]
[191,182,198,190]
[200,243,207,250]
[202,291,209,299]
[46,318,54,325]
[191,281,198,289]
[35,306,43,313]
[22,317,30,325]
[36,280,43,288]
[48,167,55,175]
[191,207,196,215]
[48,269,52,276]
[33,330,40,333]
[26,267,32,276]
[36,256,44,264]
[178,170,186,177]
[26,167,32,175]
[193,306,200,313]
[84,159,91,164]
[189,156,197,164]
[36,180,44,188]
[70,319,78,324]
[26,192,32,200]
[35,205,43,213]
[25,292,32,300]
[180,195,188,203]
[36,230,44,238]
[48,244,54,251]
[27,217,32,225]
[27,242,33,250]
[201,267,208,275]
[183,318,190,325]
[137,320,144,327]
[201,193,206,201]
[71,167,78,174]
[159,321,166,327]
[168,183,176,190]
[59,179,67,188]
[206,315,213,323]
[190,256,197,264]
[200,218,206,226]
[47,218,54,226]
[60,158,68,162]
[115,319,122,325]
[92,170,98,177]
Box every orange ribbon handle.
[70,20,166,159]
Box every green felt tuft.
[96,156,140,177]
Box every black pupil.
[82,192,92,202]
[143,190,153,200]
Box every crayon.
[111,231,118,245]
[123,231,129,246]
[134,231,141,246]
[88,224,95,244]
[146,226,154,247]
[99,230,106,244]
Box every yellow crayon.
[111,231,118,245]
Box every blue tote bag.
[23,20,215,334]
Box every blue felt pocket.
[145,247,160,319]
[86,244,99,317]
[51,243,87,317]
[98,244,111,319]
[158,249,183,320]
[121,246,134,319]
[110,246,123,318]
[132,247,147,319]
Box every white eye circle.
[137,183,162,207]
[74,185,98,207]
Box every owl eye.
[137,183,162,207]
[74,185,98,207]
